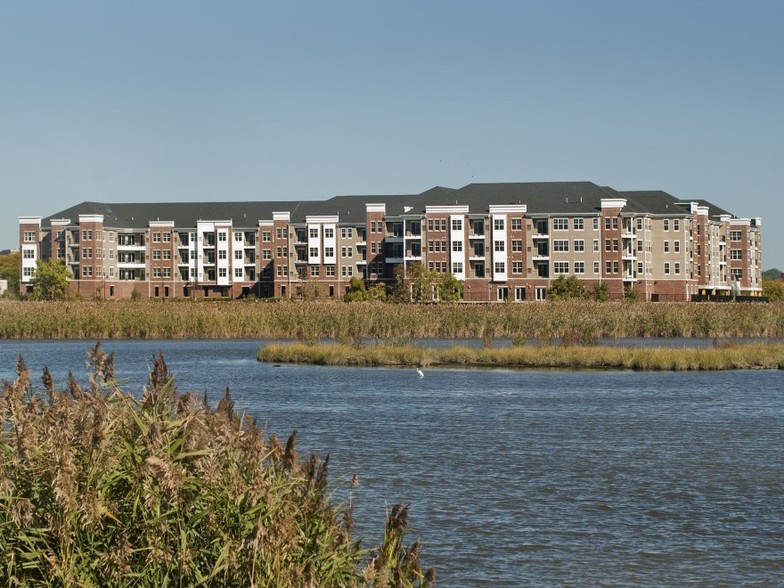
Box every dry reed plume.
[0,343,434,587]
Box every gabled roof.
[41,182,738,228]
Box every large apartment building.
[18,182,762,302]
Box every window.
[613,261,619,274]
[234,232,243,242]
[218,250,227,260]
[493,218,504,231]
[24,231,35,242]
[663,219,670,231]
[153,250,161,260]
[731,268,743,280]
[605,218,611,230]
[730,250,743,260]
[536,287,547,301]
[553,218,568,230]
[664,241,670,253]
[515,287,526,301]
[674,241,680,253]
[612,218,618,230]
[23,249,35,259]
[573,218,584,230]
[453,219,464,231]
[593,239,599,252]
[234,250,243,260]
[593,218,599,230]
[23,267,34,278]
[553,239,569,252]
[309,228,318,239]
[494,262,505,274]
[342,246,353,258]
[326,266,335,277]
[573,239,585,252]
[612,239,619,252]
[664,262,670,275]
[674,262,681,275]
[324,228,334,239]
[262,231,271,242]
[730,231,742,241]
[452,261,463,274]
[152,232,161,243]
[276,228,284,239]
[452,241,463,252]
[574,261,585,274]
[511,218,522,230]
[263,249,271,260]
[636,218,643,231]
[593,261,600,274]
[554,261,569,274]
[234,268,243,278]
[637,262,644,275]
[605,261,612,274]
[605,239,611,252]
[673,219,680,231]
[511,240,522,252]
[494,241,505,252]
[637,240,643,252]
[152,268,162,278]
[512,261,523,274]
[341,266,354,277]
[324,247,334,257]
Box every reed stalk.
[0,343,433,587]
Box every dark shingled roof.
[41,183,738,228]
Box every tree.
[343,276,369,301]
[762,278,784,301]
[548,275,590,301]
[390,263,463,303]
[28,258,72,301]
[0,251,20,298]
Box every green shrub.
[0,344,433,587]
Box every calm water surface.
[1,340,783,586]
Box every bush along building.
[18,182,762,302]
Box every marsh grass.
[1,299,784,340]
[258,341,784,371]
[0,343,434,587]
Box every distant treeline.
[2,299,784,341]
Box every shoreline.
[257,341,784,371]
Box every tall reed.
[1,299,784,340]
[0,343,434,587]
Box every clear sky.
[2,1,782,268]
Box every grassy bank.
[2,299,784,340]
[0,344,433,586]
[257,341,784,370]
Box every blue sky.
[2,1,783,268]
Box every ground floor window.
[515,287,526,301]
[536,286,547,301]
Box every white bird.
[416,368,424,378]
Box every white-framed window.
[324,228,334,239]
[453,219,464,231]
[310,265,320,277]
[664,262,670,275]
[511,240,522,252]
[262,231,271,242]
[573,239,585,252]
[494,240,505,252]
[573,218,584,230]
[731,268,743,280]
[452,261,463,274]
[309,228,318,239]
[730,231,742,241]
[218,267,227,278]
[593,239,599,252]
[515,287,526,301]
[553,218,568,230]
[452,241,463,252]
[309,247,318,257]
[152,232,161,243]
[494,262,505,273]
[512,261,523,274]
[324,247,334,257]
[593,261,600,274]
[234,250,243,260]
[674,241,680,253]
[152,267,161,278]
[511,218,522,230]
[234,268,243,278]
[674,262,681,275]
[663,219,670,231]
[574,261,585,274]
[673,219,680,231]
[23,249,35,259]
[637,218,643,231]
[263,249,271,260]
[593,218,599,230]
[152,250,161,260]
[218,250,227,260]
[234,232,242,242]
[536,287,547,301]
[492,218,503,231]
[664,241,670,253]
[23,267,34,278]
[24,231,35,242]
[553,239,569,252]
[554,261,569,274]
[730,250,743,260]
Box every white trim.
[426,205,469,214]
[600,198,627,210]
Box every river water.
[1,340,783,586]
